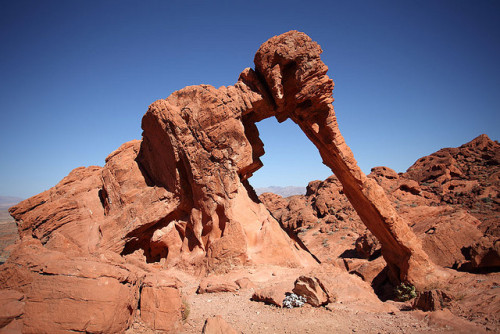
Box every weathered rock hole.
[120,212,188,263]
[399,184,421,195]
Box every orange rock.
[468,236,500,269]
[299,264,396,313]
[10,30,434,285]
[253,31,435,287]
[235,277,256,290]
[405,134,499,237]
[140,286,182,332]
[412,289,451,312]
[202,315,238,334]
[355,233,381,259]
[252,282,293,308]
[0,240,143,333]
[0,289,24,331]
[408,206,484,268]
[349,257,387,284]
[292,276,333,307]
[197,276,239,294]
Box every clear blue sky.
[1,0,499,199]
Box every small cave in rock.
[121,212,189,264]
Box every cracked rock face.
[2,30,437,332]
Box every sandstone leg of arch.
[248,31,436,287]
[294,106,435,286]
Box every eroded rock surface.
[202,315,238,334]
[292,276,333,307]
[412,289,452,312]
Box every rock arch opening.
[248,117,330,195]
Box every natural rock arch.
[9,31,435,287]
[137,31,435,285]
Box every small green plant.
[322,239,329,248]
[395,283,417,301]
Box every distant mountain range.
[254,186,306,197]
[0,196,23,210]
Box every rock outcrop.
[0,239,144,333]
[0,289,24,332]
[412,289,452,312]
[202,315,238,334]
[292,276,333,307]
[2,31,441,332]
[404,134,499,237]
[252,31,436,286]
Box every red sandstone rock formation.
[10,30,434,283]
[412,289,452,312]
[292,276,334,307]
[1,31,441,332]
[202,315,238,334]
[0,289,23,332]
[404,134,500,237]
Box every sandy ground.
[159,266,486,334]
[182,290,438,334]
